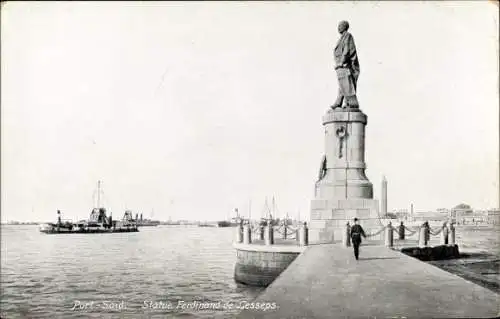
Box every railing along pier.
[234,219,309,247]
[341,220,457,249]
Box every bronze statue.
[331,20,360,109]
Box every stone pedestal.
[310,108,380,243]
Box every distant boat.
[198,221,216,227]
[136,213,160,227]
[217,208,242,227]
[217,221,232,227]
[137,219,160,227]
[161,220,181,225]
[161,216,180,225]
[216,220,240,227]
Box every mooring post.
[440,223,449,245]
[343,222,351,247]
[259,225,265,240]
[283,222,287,240]
[398,221,405,240]
[449,223,455,245]
[265,224,274,245]
[299,222,308,246]
[235,223,243,243]
[418,226,427,247]
[425,222,430,244]
[385,222,393,248]
[57,210,61,232]
[243,224,251,244]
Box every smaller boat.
[217,220,232,227]
[217,208,243,227]
[136,212,160,227]
[198,221,216,227]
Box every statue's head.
[338,20,349,34]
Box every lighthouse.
[381,176,388,216]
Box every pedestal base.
[309,198,381,244]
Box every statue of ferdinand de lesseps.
[331,20,360,109]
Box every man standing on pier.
[350,218,366,260]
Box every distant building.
[446,204,498,225]
[393,209,409,221]
[381,176,388,216]
[450,203,473,223]
[390,203,499,226]
[487,209,500,225]
[411,211,447,222]
[436,208,450,215]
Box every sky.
[1,1,498,222]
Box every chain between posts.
[249,223,261,235]
[247,221,301,240]
[403,226,419,236]
[242,220,452,245]
[274,223,299,239]
[397,223,453,240]
[429,227,444,236]
[365,226,386,238]
[365,223,451,238]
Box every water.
[453,225,500,257]
[0,225,264,318]
[1,225,499,318]
[428,225,500,293]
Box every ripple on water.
[1,226,265,317]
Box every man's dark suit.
[350,223,366,260]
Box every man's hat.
[354,218,358,222]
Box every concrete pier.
[233,239,306,286]
[238,244,499,318]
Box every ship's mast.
[271,196,276,220]
[264,197,269,220]
[248,199,252,221]
[97,180,101,208]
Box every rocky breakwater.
[401,244,460,261]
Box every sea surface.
[427,225,500,293]
[1,224,499,318]
[1,225,264,318]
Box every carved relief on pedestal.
[317,155,327,182]
[335,124,347,159]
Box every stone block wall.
[234,249,300,287]
[309,198,381,243]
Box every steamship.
[39,209,139,234]
[216,208,242,227]
[39,181,139,234]
[136,212,160,227]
